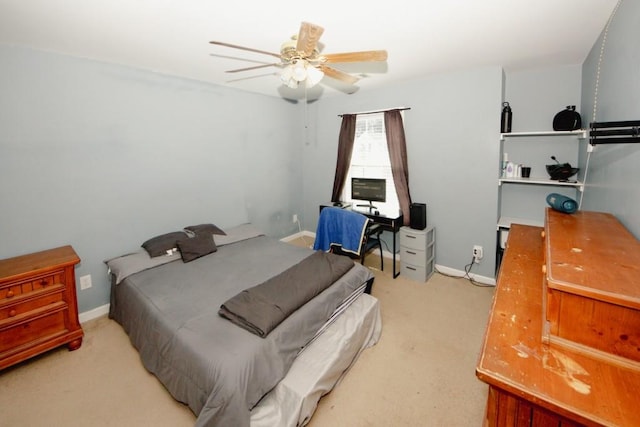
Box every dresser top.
[0,245,80,283]
[545,208,640,309]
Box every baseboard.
[79,303,110,323]
[282,231,495,285]
[435,264,496,286]
[280,230,315,242]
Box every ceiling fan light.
[306,65,324,87]
[280,65,293,84]
[292,60,307,82]
[280,65,299,88]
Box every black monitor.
[351,177,386,209]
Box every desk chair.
[313,207,384,270]
[359,223,384,270]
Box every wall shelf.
[499,176,583,191]
[500,129,587,140]
[496,128,585,272]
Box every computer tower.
[409,203,427,230]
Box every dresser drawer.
[400,244,434,267]
[401,257,435,282]
[0,270,65,300]
[400,230,426,250]
[399,226,435,251]
[0,303,68,355]
[401,247,425,267]
[0,286,64,321]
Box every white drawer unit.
[399,226,435,282]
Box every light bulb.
[280,65,298,88]
[306,65,324,88]
[292,60,307,82]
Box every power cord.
[295,218,312,247]
[435,256,494,288]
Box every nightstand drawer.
[0,286,64,321]
[0,303,67,355]
[0,271,65,300]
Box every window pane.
[342,113,400,214]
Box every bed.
[107,223,381,427]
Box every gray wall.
[3,0,636,316]
[303,67,503,279]
[0,46,304,313]
[581,0,640,237]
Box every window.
[341,112,400,213]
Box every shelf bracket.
[589,121,640,145]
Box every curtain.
[384,110,412,225]
[330,114,357,202]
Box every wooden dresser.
[0,246,83,370]
[476,209,640,426]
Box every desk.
[319,204,403,278]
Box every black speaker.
[409,203,427,230]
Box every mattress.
[250,292,381,426]
[108,226,377,426]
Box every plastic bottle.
[501,153,508,177]
[505,162,515,178]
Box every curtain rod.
[338,107,411,117]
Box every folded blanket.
[313,207,369,255]
[219,251,354,337]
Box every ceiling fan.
[209,22,388,89]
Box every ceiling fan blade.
[209,41,281,59]
[318,64,359,85]
[296,22,324,57]
[225,63,281,73]
[321,50,388,63]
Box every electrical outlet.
[79,274,92,290]
[473,245,483,263]
[292,214,298,223]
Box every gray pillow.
[178,234,217,263]
[141,231,187,257]
[184,223,227,236]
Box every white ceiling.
[0,0,619,100]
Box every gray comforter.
[109,233,373,427]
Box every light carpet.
[0,239,494,426]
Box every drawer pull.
[6,290,14,298]
[40,279,48,287]
[405,235,416,239]
[9,309,17,317]
[406,251,416,255]
[407,266,417,271]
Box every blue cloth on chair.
[313,207,369,256]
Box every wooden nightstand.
[0,245,83,370]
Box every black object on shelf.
[546,156,579,180]
[409,203,427,230]
[501,102,512,133]
[590,120,640,145]
[553,106,582,131]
